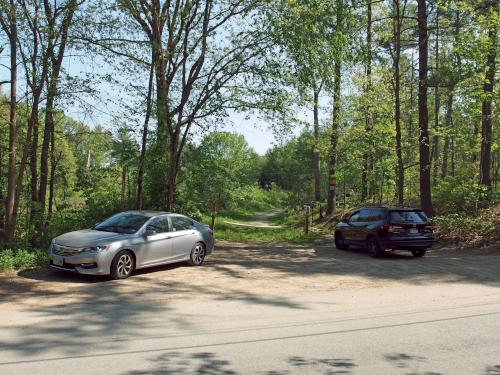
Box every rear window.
[390,211,428,224]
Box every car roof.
[357,206,422,211]
[124,210,171,217]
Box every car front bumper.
[49,251,112,275]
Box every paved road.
[0,242,499,374]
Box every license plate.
[53,256,64,267]
[409,228,418,234]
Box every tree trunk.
[3,0,17,243]
[121,165,127,211]
[48,144,58,215]
[361,0,372,202]
[479,6,498,192]
[393,0,404,206]
[29,105,39,206]
[432,7,440,184]
[39,82,57,214]
[326,62,341,215]
[313,88,321,202]
[417,0,433,217]
[441,91,453,178]
[136,58,155,210]
[39,0,78,215]
[327,0,343,215]
[166,130,180,211]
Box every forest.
[0,0,498,253]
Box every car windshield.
[94,213,149,234]
[390,210,428,224]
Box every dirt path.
[223,208,285,228]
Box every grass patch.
[202,212,325,244]
[213,221,321,244]
[0,248,49,271]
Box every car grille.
[53,244,84,257]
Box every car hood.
[54,229,132,248]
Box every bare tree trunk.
[120,165,127,211]
[313,87,321,202]
[136,58,154,210]
[361,0,372,202]
[393,0,404,206]
[479,5,498,192]
[431,7,440,184]
[39,0,79,215]
[327,0,344,215]
[417,0,433,217]
[48,143,59,215]
[441,91,453,178]
[166,130,179,211]
[2,0,17,243]
[326,61,341,215]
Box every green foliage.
[0,248,49,271]
[433,205,500,247]
[204,216,320,245]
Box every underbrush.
[433,205,499,248]
[0,248,49,271]
[210,220,321,244]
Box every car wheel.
[188,242,206,266]
[411,249,426,257]
[110,250,135,280]
[366,236,383,258]
[334,232,349,250]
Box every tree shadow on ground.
[384,352,443,375]
[211,240,500,286]
[484,365,500,375]
[123,351,237,375]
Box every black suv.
[334,206,434,257]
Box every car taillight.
[382,225,404,233]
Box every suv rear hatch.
[388,210,432,235]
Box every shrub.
[433,204,499,247]
[0,248,49,271]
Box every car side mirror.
[145,227,157,236]
[341,218,349,224]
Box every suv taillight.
[382,225,404,234]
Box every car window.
[94,213,149,234]
[349,212,361,223]
[364,209,386,222]
[171,217,194,231]
[390,211,428,224]
[147,216,170,233]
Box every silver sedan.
[49,211,214,279]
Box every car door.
[169,216,197,260]
[343,211,360,243]
[350,209,370,245]
[140,216,174,266]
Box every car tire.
[110,250,135,280]
[334,232,349,250]
[366,236,383,258]
[411,249,426,257]
[188,242,206,266]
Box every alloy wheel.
[117,253,133,277]
[192,244,206,265]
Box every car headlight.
[83,245,109,253]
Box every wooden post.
[304,205,310,235]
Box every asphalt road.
[1,241,499,375]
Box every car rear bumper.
[380,237,435,250]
